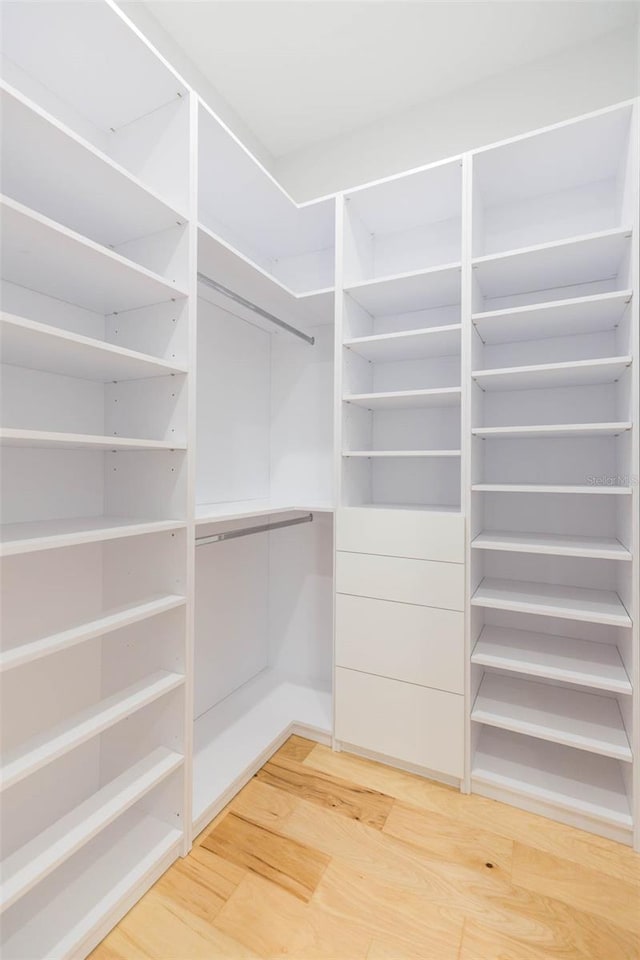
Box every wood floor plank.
[94,889,261,959]
[230,775,299,825]
[367,937,436,959]
[215,870,372,959]
[273,734,318,763]
[257,753,394,828]
[512,843,640,937]
[202,810,330,902]
[152,845,245,923]
[305,744,640,885]
[458,919,579,960]
[383,799,513,874]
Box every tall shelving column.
[466,100,639,847]
[333,162,466,780]
[0,2,195,955]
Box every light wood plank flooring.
[91,737,640,959]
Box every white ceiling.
[145,1,638,158]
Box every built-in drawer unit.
[335,594,463,693]
[337,508,464,562]
[336,551,464,611]
[335,668,464,778]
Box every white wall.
[275,27,640,201]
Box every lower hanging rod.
[196,512,313,547]
[197,272,315,346]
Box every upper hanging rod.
[196,512,313,547]
[197,272,315,346]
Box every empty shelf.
[196,500,334,526]
[0,595,186,673]
[472,483,631,495]
[473,727,632,830]
[0,517,186,557]
[344,324,461,362]
[472,673,631,762]
[0,313,187,382]
[343,449,461,458]
[471,577,631,628]
[0,812,182,960]
[472,422,631,439]
[472,530,631,561]
[1,196,187,315]
[472,356,632,392]
[473,228,632,300]
[471,625,631,695]
[0,671,184,792]
[0,428,185,451]
[0,747,182,913]
[345,263,461,315]
[343,387,461,410]
[199,223,334,328]
[193,668,331,832]
[472,289,632,344]
[1,83,187,250]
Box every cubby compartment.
[343,159,462,286]
[198,102,334,302]
[0,2,190,213]
[195,294,334,520]
[472,102,634,258]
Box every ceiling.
[144,1,638,158]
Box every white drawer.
[335,594,463,693]
[337,508,464,563]
[335,668,464,778]
[336,551,464,611]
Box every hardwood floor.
[91,737,640,959]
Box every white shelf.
[472,289,632,344]
[471,577,632,628]
[1,196,187,314]
[1,82,187,249]
[0,813,182,960]
[472,228,632,299]
[0,595,186,674]
[472,625,631,695]
[472,673,631,762]
[473,726,632,830]
[472,356,632,392]
[0,747,182,914]
[0,313,187,382]
[343,387,461,410]
[343,449,461,458]
[196,499,334,527]
[0,428,185,451]
[0,517,186,558]
[345,262,461,315]
[472,422,632,439]
[198,223,334,328]
[472,530,631,562]
[472,483,631,495]
[344,324,461,362]
[0,672,184,792]
[193,668,331,832]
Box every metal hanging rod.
[197,272,315,346]
[196,512,313,547]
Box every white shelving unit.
[1,4,192,957]
[468,99,638,842]
[1,6,638,955]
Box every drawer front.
[335,594,463,693]
[336,551,464,611]
[335,668,464,778]
[337,508,464,563]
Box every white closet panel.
[336,552,464,611]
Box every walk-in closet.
[0,1,638,957]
